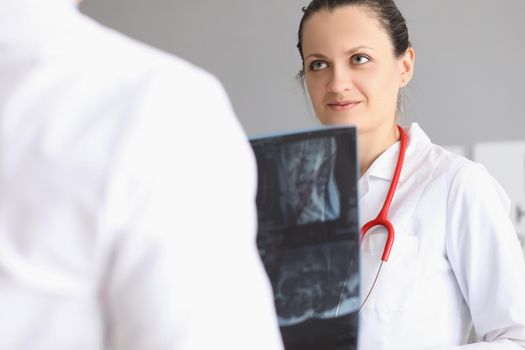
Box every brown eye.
[351,54,370,65]
[310,60,328,71]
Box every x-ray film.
[250,127,360,350]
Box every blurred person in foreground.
[0,0,283,349]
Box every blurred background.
[80,0,525,249]
[79,0,525,146]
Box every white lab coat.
[0,1,283,349]
[358,123,525,349]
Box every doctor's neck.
[358,123,400,177]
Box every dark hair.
[297,0,411,71]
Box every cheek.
[359,68,401,103]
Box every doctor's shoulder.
[82,13,246,137]
[429,143,512,219]
[76,13,230,115]
[85,15,254,176]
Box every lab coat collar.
[364,123,432,184]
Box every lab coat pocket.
[361,233,420,312]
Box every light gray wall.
[80,0,525,147]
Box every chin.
[318,114,362,127]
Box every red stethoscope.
[361,124,408,262]
[358,124,408,312]
[336,125,408,316]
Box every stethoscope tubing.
[361,124,408,262]
[357,125,408,313]
[336,125,408,318]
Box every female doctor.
[296,0,525,348]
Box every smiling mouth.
[327,101,361,111]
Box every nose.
[327,65,352,93]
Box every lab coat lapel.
[360,123,446,247]
[385,123,446,242]
[359,124,446,312]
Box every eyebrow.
[304,46,375,61]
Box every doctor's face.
[301,5,413,133]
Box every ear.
[398,47,415,88]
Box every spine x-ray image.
[251,127,360,350]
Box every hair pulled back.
[297,0,411,69]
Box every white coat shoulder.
[426,142,511,213]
